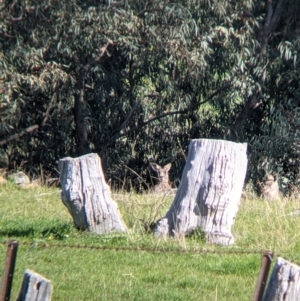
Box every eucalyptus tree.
[1,0,299,191]
[0,0,215,181]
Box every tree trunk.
[263,257,300,301]
[228,0,287,139]
[72,41,113,156]
[58,153,127,234]
[154,139,248,245]
[17,270,52,301]
[74,75,90,156]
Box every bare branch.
[10,16,23,22]
[0,90,58,146]
[99,109,189,154]
[0,125,39,146]
[198,82,232,106]
[115,101,141,133]
[82,40,114,74]
[99,82,233,154]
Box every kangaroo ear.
[150,163,161,172]
[164,163,172,171]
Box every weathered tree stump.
[16,269,52,301]
[154,139,248,245]
[58,153,127,234]
[263,257,300,301]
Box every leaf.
[57,39,62,51]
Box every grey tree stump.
[16,270,52,301]
[154,139,248,245]
[59,153,127,234]
[263,257,300,301]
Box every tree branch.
[82,40,114,75]
[259,0,287,59]
[0,125,39,146]
[198,82,232,106]
[10,16,23,22]
[230,0,288,139]
[0,90,58,146]
[99,82,232,154]
[99,108,188,155]
[268,0,286,33]
[226,91,264,139]
[121,108,187,138]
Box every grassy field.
[1,181,300,300]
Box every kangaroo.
[262,174,280,200]
[150,163,176,194]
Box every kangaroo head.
[265,175,275,185]
[150,163,172,184]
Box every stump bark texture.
[154,139,248,245]
[16,270,52,301]
[263,257,300,301]
[59,153,127,234]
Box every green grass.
[1,181,300,300]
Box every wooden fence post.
[253,251,274,301]
[0,240,19,301]
[263,257,300,301]
[16,270,53,301]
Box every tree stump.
[58,153,127,234]
[16,270,52,301]
[263,257,300,301]
[154,139,248,245]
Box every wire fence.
[1,240,300,301]
[1,239,299,268]
[0,240,266,255]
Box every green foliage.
[249,100,300,196]
[1,0,300,192]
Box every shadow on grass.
[0,220,74,240]
[0,220,129,246]
[0,227,37,238]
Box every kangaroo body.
[150,163,176,195]
[262,175,280,200]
